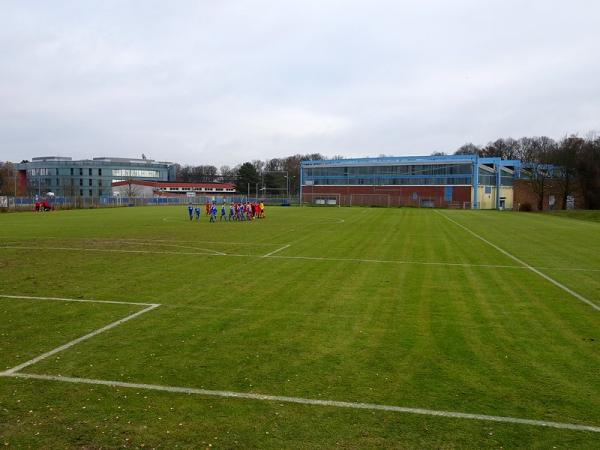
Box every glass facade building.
[16,156,176,198]
[301,155,521,209]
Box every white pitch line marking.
[3,245,600,272]
[3,372,598,433]
[262,244,291,258]
[103,238,278,246]
[1,293,598,433]
[0,245,223,257]
[263,254,525,269]
[435,210,600,312]
[0,302,160,376]
[116,240,226,255]
[0,294,157,307]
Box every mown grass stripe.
[4,372,599,433]
[435,210,600,312]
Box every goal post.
[302,192,342,207]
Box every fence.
[1,195,300,212]
[301,192,469,208]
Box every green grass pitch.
[0,206,599,448]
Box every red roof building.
[111,180,236,197]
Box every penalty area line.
[435,210,600,312]
[2,372,598,433]
[0,302,160,376]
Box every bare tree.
[454,143,482,155]
[522,138,556,210]
[575,137,600,209]
[550,136,582,209]
[125,179,142,198]
[0,162,16,196]
[252,160,265,174]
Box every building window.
[70,168,74,176]
[98,168,102,176]
[79,178,83,186]
[28,168,49,176]
[79,189,83,196]
[89,179,92,186]
[89,189,93,196]
[79,168,83,176]
[99,189,103,196]
[89,168,92,176]
[98,180,102,187]
[112,169,159,178]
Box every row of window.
[28,168,161,178]
[162,187,235,192]
[68,168,102,176]
[478,171,514,186]
[29,178,104,187]
[78,189,104,197]
[304,163,473,178]
[306,176,473,186]
[29,168,104,176]
[306,177,515,187]
[113,169,159,178]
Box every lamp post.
[283,174,289,203]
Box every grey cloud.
[0,0,599,165]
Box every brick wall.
[513,179,584,210]
[302,185,471,207]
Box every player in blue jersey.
[209,204,217,222]
[187,204,193,221]
[229,204,234,221]
[195,206,200,221]
[220,203,226,221]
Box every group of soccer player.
[187,201,265,222]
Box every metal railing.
[0,195,301,212]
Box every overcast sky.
[1,0,599,166]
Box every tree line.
[1,134,598,208]
[444,134,600,209]
[174,153,325,197]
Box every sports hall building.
[300,155,521,209]
[16,156,176,198]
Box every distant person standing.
[195,206,201,221]
[188,204,194,221]
[205,201,210,216]
[220,203,226,221]
[244,202,250,221]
